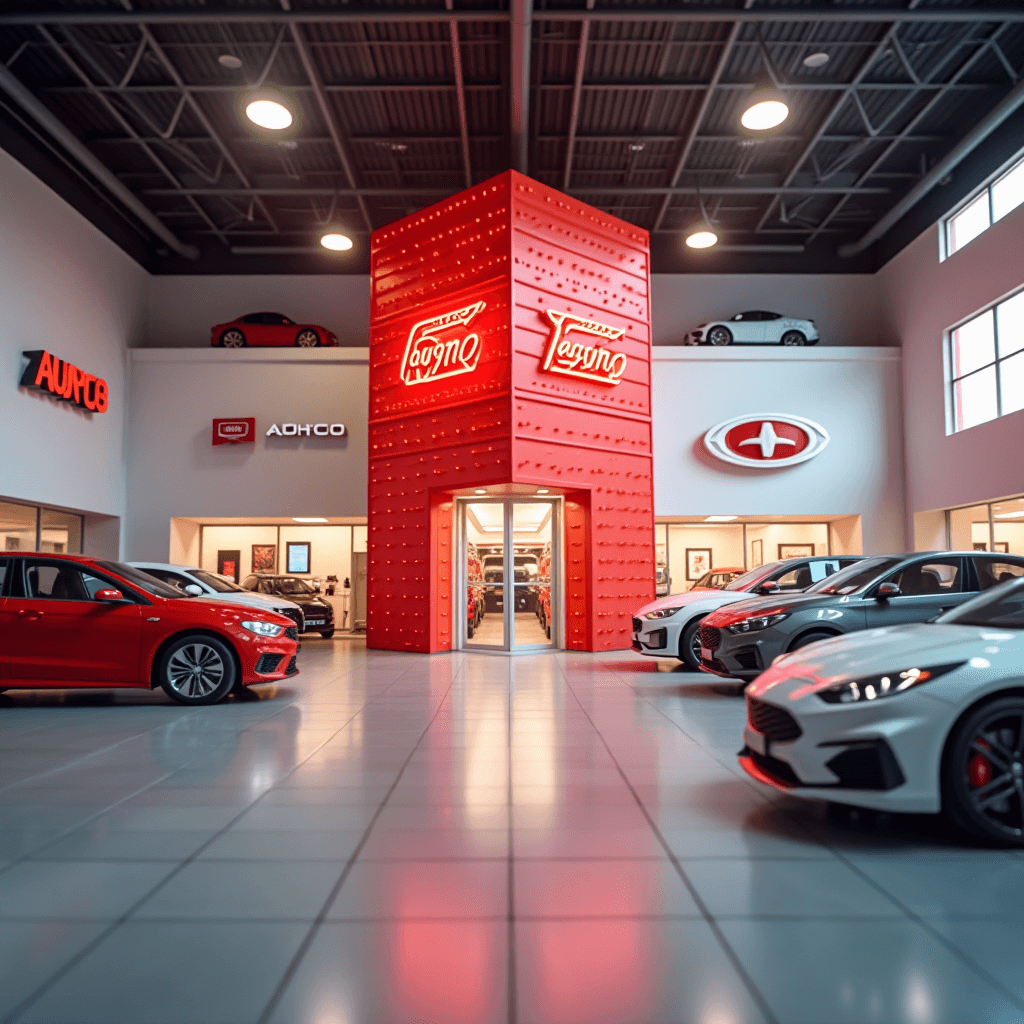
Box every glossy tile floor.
[3,644,1024,1023]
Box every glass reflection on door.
[465,502,506,648]
[511,502,553,648]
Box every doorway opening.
[456,498,560,652]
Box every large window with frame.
[949,288,1024,432]
[945,152,1024,258]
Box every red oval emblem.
[704,414,829,468]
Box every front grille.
[644,628,667,650]
[285,655,299,676]
[284,626,299,642]
[255,653,284,675]
[278,608,303,631]
[824,742,905,791]
[735,648,761,672]
[747,696,802,742]
[632,617,643,633]
[698,624,721,650]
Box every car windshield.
[806,556,903,595]
[192,570,243,594]
[724,562,785,591]
[940,578,1024,628]
[274,577,315,595]
[94,560,185,599]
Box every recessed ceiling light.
[740,88,789,132]
[245,95,293,130]
[802,52,830,69]
[320,231,353,252]
[293,517,328,522]
[994,511,1024,519]
[705,515,739,522]
[685,224,719,249]
[474,489,487,494]
[218,54,243,70]
[628,142,645,152]
[537,489,549,494]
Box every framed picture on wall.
[287,541,311,574]
[779,544,815,560]
[252,544,276,572]
[995,541,1010,553]
[686,548,712,581]
[974,542,989,551]
[217,550,241,583]
[751,539,763,568]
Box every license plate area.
[306,619,325,626]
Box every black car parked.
[241,573,335,637]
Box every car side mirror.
[758,581,780,595]
[95,589,124,602]
[184,584,204,596]
[876,582,901,600]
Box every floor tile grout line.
[254,654,466,1024]
[1,652,435,1024]
[552,654,783,1024]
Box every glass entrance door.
[459,498,558,651]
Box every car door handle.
[16,609,43,620]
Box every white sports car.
[739,575,1024,845]
[686,310,819,347]
[632,556,860,669]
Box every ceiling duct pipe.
[0,60,199,259]
[838,74,1024,258]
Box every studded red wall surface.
[368,170,654,653]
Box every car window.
[762,312,782,320]
[0,559,7,596]
[883,559,963,595]
[141,568,192,591]
[275,578,314,595]
[973,557,1024,591]
[943,577,1024,627]
[92,560,182,598]
[808,556,903,595]
[725,561,786,591]
[20,560,113,602]
[775,565,816,590]
[241,314,262,324]
[241,575,258,591]
[807,559,841,582]
[258,580,275,594]
[192,570,243,593]
[732,313,748,321]
[694,571,714,588]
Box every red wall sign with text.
[21,350,108,413]
[212,418,256,445]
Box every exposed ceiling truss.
[0,1,1022,272]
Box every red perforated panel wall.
[368,171,653,653]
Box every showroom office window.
[948,288,1024,432]
[943,151,1024,257]
[945,495,1024,555]
[0,500,83,553]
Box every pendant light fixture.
[320,230,354,252]
[739,30,790,135]
[244,90,293,131]
[684,181,720,250]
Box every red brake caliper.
[968,739,992,789]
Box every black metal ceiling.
[0,1,1022,274]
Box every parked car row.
[633,550,1024,845]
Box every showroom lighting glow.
[802,52,830,68]
[685,225,719,249]
[218,54,243,70]
[740,89,789,132]
[994,510,1024,518]
[537,489,549,494]
[293,517,328,522]
[320,231,354,252]
[705,515,738,522]
[474,489,487,494]
[245,96,293,130]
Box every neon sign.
[400,301,486,386]
[20,350,109,413]
[540,310,627,386]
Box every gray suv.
[698,552,1024,681]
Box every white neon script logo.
[541,310,627,386]
[400,301,486,386]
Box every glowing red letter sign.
[399,301,486,386]
[540,310,627,386]
[20,350,109,413]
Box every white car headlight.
[816,662,964,704]
[242,620,284,637]
[645,606,683,620]
[726,612,789,634]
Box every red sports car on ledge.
[0,554,299,705]
[211,312,339,348]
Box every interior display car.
[655,562,670,597]
[691,567,745,591]
[685,311,819,347]
[482,553,538,612]
[0,554,298,704]
[241,573,336,637]
[739,571,1024,845]
[129,562,305,632]
[699,553,1024,682]
[632,557,863,669]
[211,312,339,348]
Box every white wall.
[126,348,369,561]
[878,200,1024,518]
[0,148,148,553]
[746,523,829,564]
[652,347,906,555]
[651,273,889,348]
[143,275,370,348]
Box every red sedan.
[211,312,339,348]
[0,554,298,705]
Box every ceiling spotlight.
[293,517,328,523]
[802,52,830,69]
[628,142,645,153]
[245,93,293,131]
[218,54,243,70]
[685,223,719,250]
[474,489,487,494]
[537,489,549,494]
[704,515,739,522]
[320,230,354,252]
[740,87,789,133]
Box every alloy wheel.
[296,329,319,347]
[166,643,226,699]
[963,708,1024,840]
[708,327,732,346]
[781,331,805,346]
[690,629,703,664]
[220,329,245,348]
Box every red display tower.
[367,170,654,653]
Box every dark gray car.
[697,551,1024,681]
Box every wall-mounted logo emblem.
[212,418,255,445]
[400,301,485,386]
[540,310,627,386]
[703,414,829,468]
[21,350,108,413]
[266,423,346,437]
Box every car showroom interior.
[2,1,1024,1022]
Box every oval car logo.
[703,414,829,468]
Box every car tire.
[158,635,235,705]
[781,330,806,346]
[943,695,1024,846]
[467,621,474,639]
[788,630,835,652]
[296,329,320,348]
[547,623,551,640]
[679,618,703,671]
[219,329,246,348]
[707,326,732,346]
[320,627,335,639]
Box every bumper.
[631,617,683,657]
[300,609,334,633]
[243,639,299,684]
[737,690,951,813]
[700,626,793,679]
